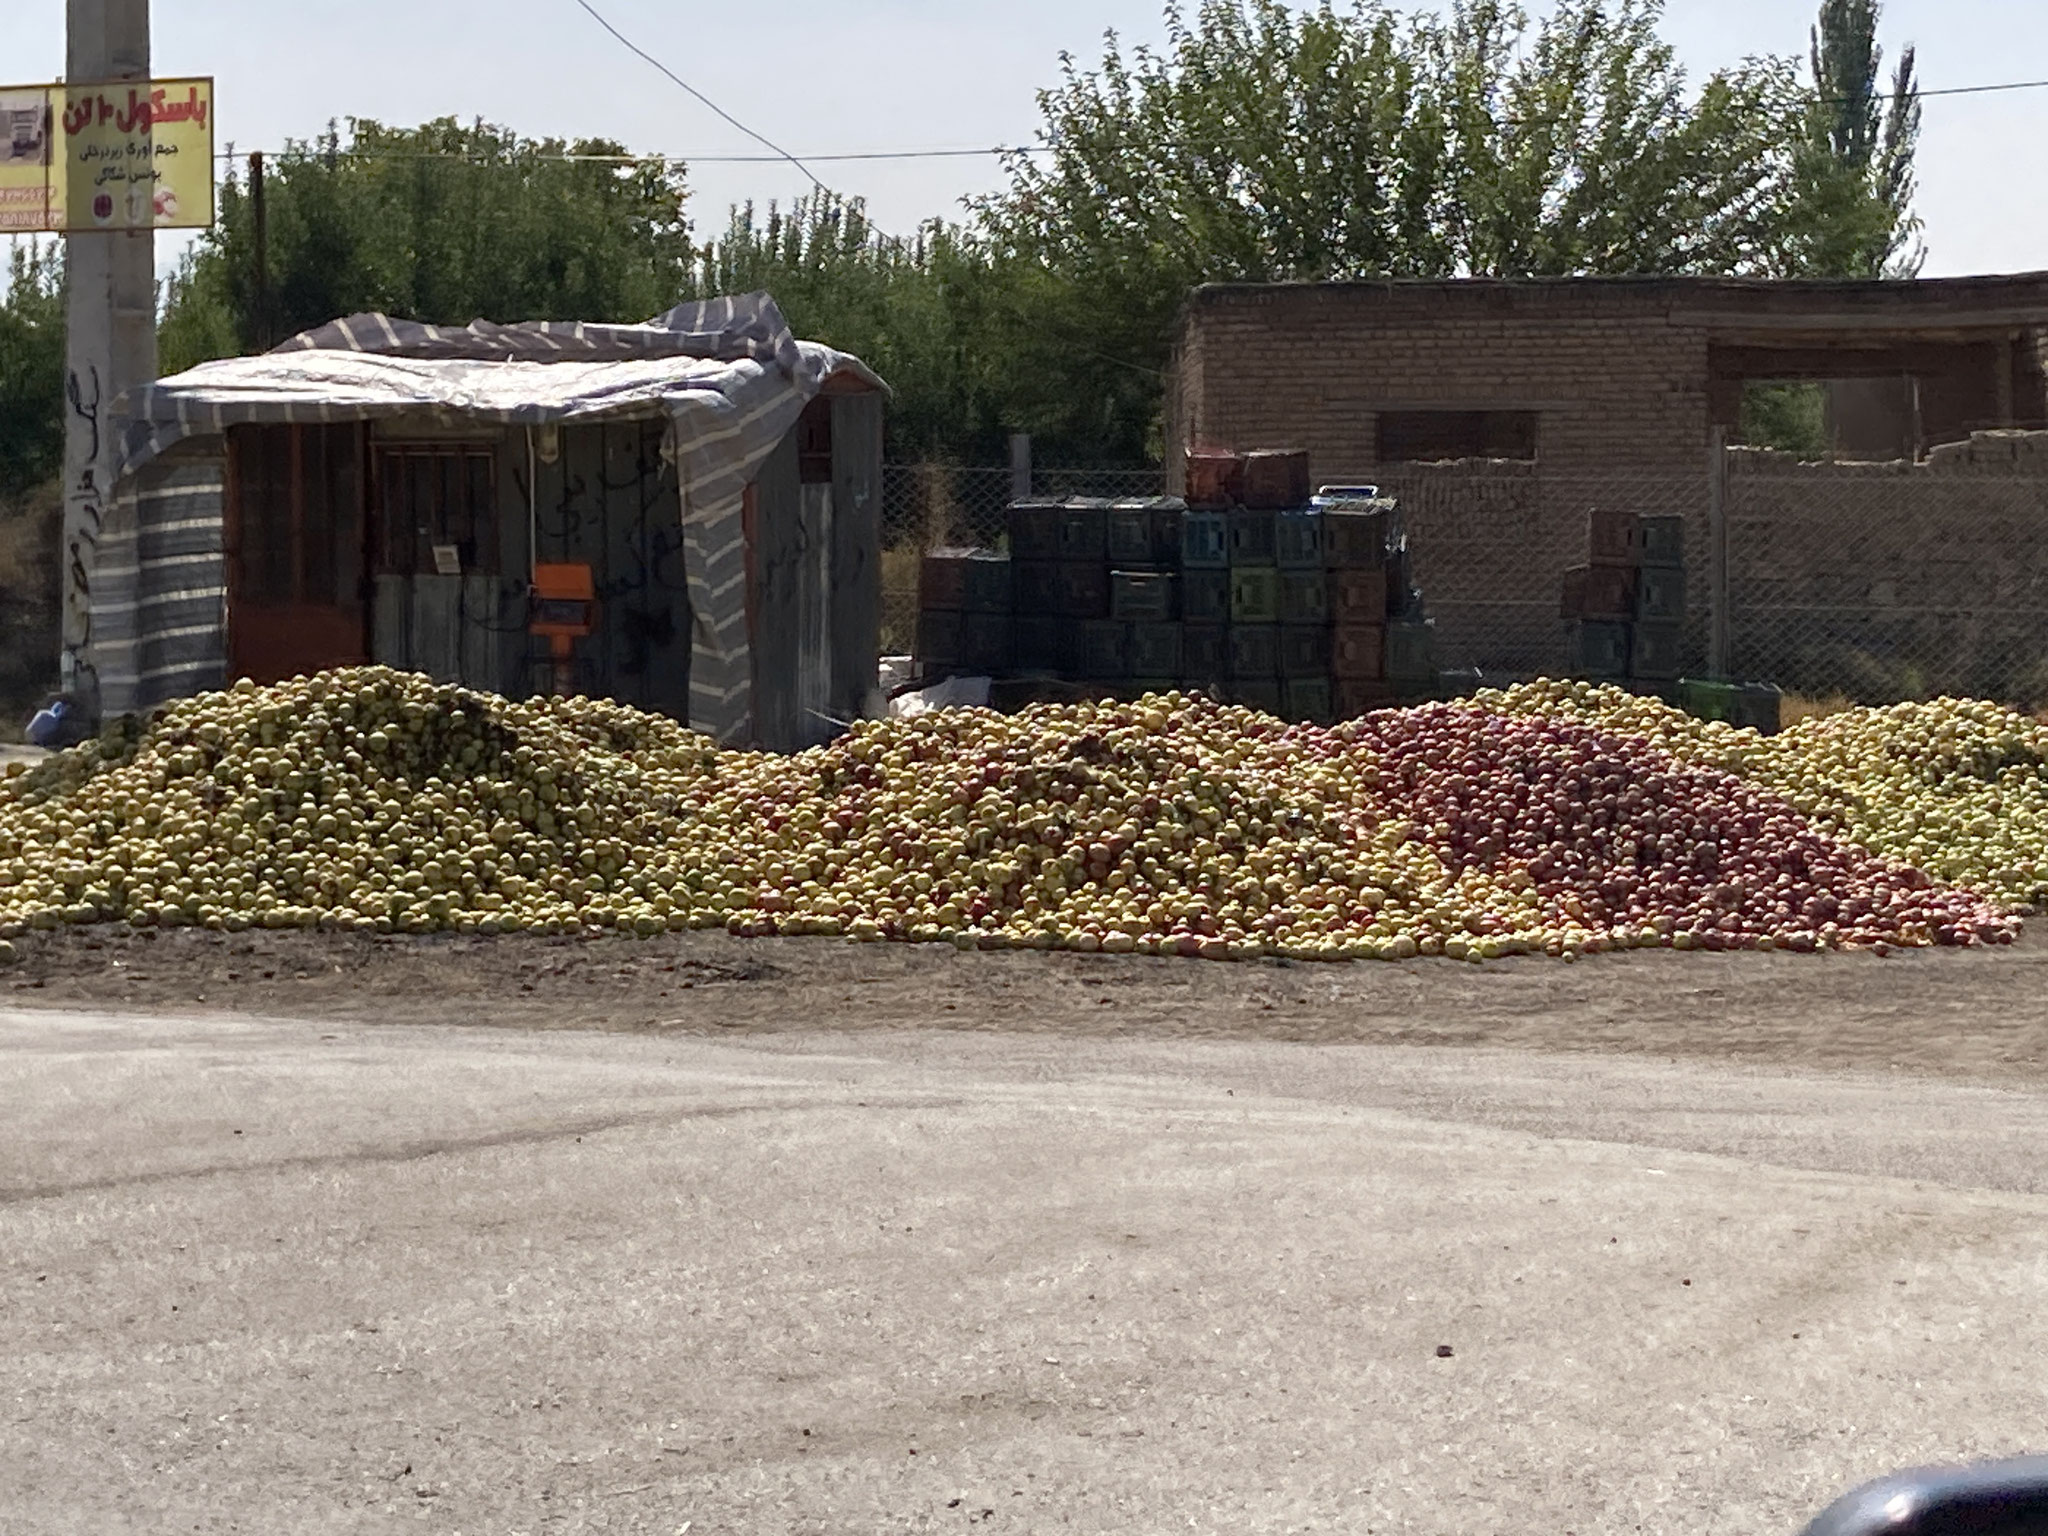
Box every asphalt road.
[6,1006,2048,1535]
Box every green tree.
[1783,0,1921,276]
[0,242,66,497]
[158,117,693,363]
[688,196,1005,462]
[975,0,1811,462]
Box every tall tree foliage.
[687,197,1006,462]
[972,0,1813,461]
[159,117,692,366]
[1785,0,1921,277]
[0,243,67,496]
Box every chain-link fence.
[879,451,2048,709]
[1727,459,2048,707]
[880,464,1164,652]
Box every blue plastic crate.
[1275,509,1325,569]
[1181,509,1228,569]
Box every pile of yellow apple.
[0,667,2029,961]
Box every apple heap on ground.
[1476,679,2048,913]
[0,668,2027,961]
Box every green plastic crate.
[1229,565,1281,624]
[1676,677,1738,723]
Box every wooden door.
[224,423,370,683]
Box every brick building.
[1166,273,2048,481]
[1164,274,2048,701]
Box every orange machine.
[530,562,596,697]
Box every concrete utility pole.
[62,0,155,719]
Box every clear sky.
[7,0,2044,279]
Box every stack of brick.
[1561,511,1685,687]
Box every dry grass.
[880,545,921,654]
[1778,692,1859,727]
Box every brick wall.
[1169,275,2048,487]
[1170,282,1718,485]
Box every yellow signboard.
[0,77,214,233]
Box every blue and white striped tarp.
[110,292,881,743]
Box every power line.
[565,0,827,192]
[211,145,1035,166]
[1902,77,2048,102]
[202,74,2048,171]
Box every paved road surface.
[6,1006,2047,1535]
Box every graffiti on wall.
[61,361,103,696]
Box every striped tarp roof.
[105,292,882,745]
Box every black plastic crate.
[1386,617,1437,682]
[1110,570,1178,622]
[1054,561,1111,620]
[1126,620,1182,677]
[1229,623,1281,679]
[1628,619,1682,681]
[1074,619,1127,680]
[1013,616,1066,671]
[1635,564,1686,621]
[1567,619,1630,679]
[1284,676,1334,724]
[916,609,964,668]
[961,612,1013,673]
[1229,565,1281,624]
[1733,682,1783,735]
[1639,514,1685,569]
[1057,498,1111,563]
[1279,569,1329,625]
[1012,560,1059,616]
[1323,505,1391,569]
[1107,497,1185,568]
[1181,623,1227,685]
[1181,509,1228,569]
[1182,568,1231,625]
[1227,507,1278,566]
[1008,499,1065,561]
[1232,679,1285,716]
[1280,623,1332,678]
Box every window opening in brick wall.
[1738,378,1921,462]
[1376,410,1537,463]
[372,443,499,574]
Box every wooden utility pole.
[62,0,156,719]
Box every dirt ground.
[4,920,2048,1082]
